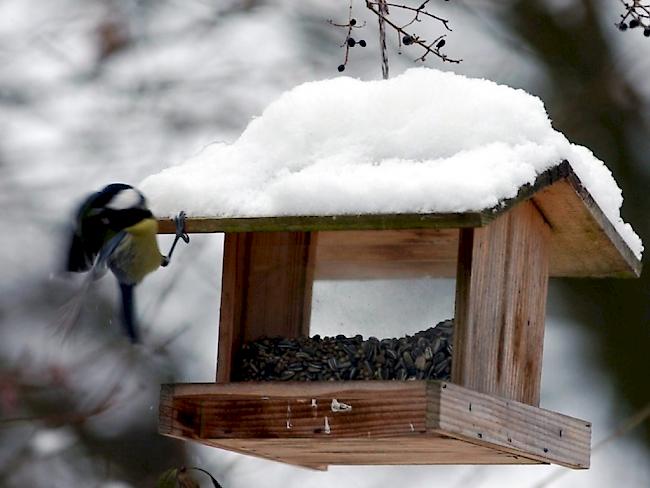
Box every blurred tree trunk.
[503,0,650,443]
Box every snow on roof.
[140,68,643,259]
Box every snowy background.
[1,1,649,487]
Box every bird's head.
[80,184,154,232]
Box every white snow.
[140,68,643,258]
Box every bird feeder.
[157,160,641,470]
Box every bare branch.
[329,0,459,74]
[367,1,453,31]
[617,0,650,35]
[378,0,390,79]
[329,0,369,72]
[364,0,461,65]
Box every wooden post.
[453,201,551,406]
[217,231,317,382]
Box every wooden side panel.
[216,234,247,384]
[217,232,316,382]
[453,201,551,406]
[427,382,591,469]
[315,229,459,279]
[174,384,428,440]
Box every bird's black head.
[66,183,153,272]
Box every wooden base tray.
[159,380,590,470]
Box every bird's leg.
[161,211,190,267]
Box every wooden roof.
[158,161,641,278]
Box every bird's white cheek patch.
[106,188,144,210]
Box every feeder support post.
[453,201,551,406]
[217,231,317,382]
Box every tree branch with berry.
[617,0,650,36]
[330,0,460,76]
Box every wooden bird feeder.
[157,161,641,470]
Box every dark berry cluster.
[330,15,368,73]
[329,2,460,75]
[618,2,650,37]
[347,37,367,48]
[338,36,367,72]
[399,33,449,63]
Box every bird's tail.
[119,283,139,343]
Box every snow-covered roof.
[141,68,642,267]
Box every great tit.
[65,183,188,342]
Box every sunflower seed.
[235,319,454,382]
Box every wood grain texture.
[453,201,551,406]
[175,384,426,440]
[427,382,591,469]
[158,212,486,233]
[159,381,590,469]
[315,228,459,279]
[208,438,537,466]
[158,161,641,278]
[533,176,641,277]
[216,232,316,382]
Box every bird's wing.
[54,231,128,340]
[54,270,95,341]
[91,230,127,280]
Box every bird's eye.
[102,217,110,225]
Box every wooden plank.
[216,232,316,382]
[159,381,590,468]
[174,384,428,440]
[158,161,641,278]
[208,438,538,466]
[162,387,325,469]
[166,380,427,396]
[427,382,591,469]
[534,174,641,277]
[453,201,551,406]
[315,229,458,279]
[158,212,487,234]
[216,234,246,384]
[161,386,327,470]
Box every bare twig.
[364,0,461,64]
[368,1,452,31]
[378,0,390,79]
[617,0,650,34]
[329,0,459,74]
[328,0,368,72]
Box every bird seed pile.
[235,319,454,381]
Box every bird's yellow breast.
[117,218,162,282]
[125,218,158,236]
